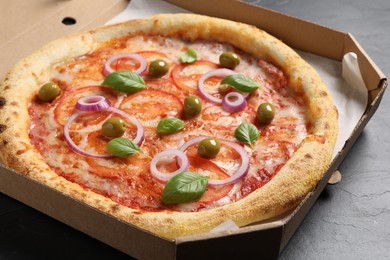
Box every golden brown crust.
[0,13,338,239]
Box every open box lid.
[0,0,129,78]
[0,0,387,259]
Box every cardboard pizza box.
[0,0,129,78]
[0,0,387,259]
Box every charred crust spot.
[325,122,330,130]
[165,218,175,225]
[10,101,18,106]
[306,134,326,144]
[2,139,8,145]
[0,124,6,134]
[16,149,26,155]
[320,91,328,97]
[32,73,39,81]
[3,85,10,90]
[132,211,142,215]
[0,97,6,109]
[110,204,121,213]
[12,111,18,117]
[153,19,159,26]
[305,153,313,159]
[0,97,6,108]
[315,135,326,144]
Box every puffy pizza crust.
[0,13,337,239]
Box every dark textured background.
[1,0,389,259]
[242,1,390,259]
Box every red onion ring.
[197,68,236,104]
[75,95,111,112]
[222,92,247,113]
[179,136,249,186]
[64,112,113,158]
[150,149,190,181]
[64,96,145,157]
[106,106,144,146]
[104,53,147,76]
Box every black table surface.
[1,0,390,259]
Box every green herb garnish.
[102,70,146,93]
[220,74,260,93]
[106,138,141,157]
[157,118,185,134]
[161,171,208,204]
[179,48,198,64]
[234,122,259,148]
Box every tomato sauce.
[28,35,307,212]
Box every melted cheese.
[29,35,307,212]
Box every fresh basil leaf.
[161,171,208,204]
[220,74,260,93]
[179,48,198,64]
[106,138,140,157]
[157,118,185,134]
[102,70,146,93]
[234,122,259,148]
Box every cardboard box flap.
[345,34,386,91]
[175,225,283,259]
[0,0,128,78]
[165,0,345,59]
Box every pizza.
[0,13,338,239]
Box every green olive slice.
[218,84,233,96]
[149,59,169,77]
[38,82,61,102]
[198,138,221,159]
[257,102,275,125]
[102,117,126,138]
[184,95,202,118]
[219,52,241,69]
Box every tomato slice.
[109,57,140,72]
[54,86,119,126]
[260,121,306,143]
[140,51,178,93]
[172,60,219,93]
[139,51,176,78]
[107,51,175,75]
[119,89,183,129]
[152,153,234,207]
[75,120,138,152]
[187,156,233,204]
[198,104,257,138]
[86,153,150,179]
[138,50,173,62]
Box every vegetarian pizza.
[0,14,338,239]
